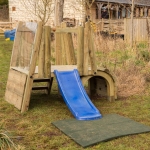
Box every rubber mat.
[52,114,150,147]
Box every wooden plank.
[17,22,38,32]
[38,29,45,78]
[64,33,76,65]
[6,69,27,95]
[83,22,90,76]
[89,26,97,75]
[60,22,67,65]
[56,28,77,33]
[63,34,70,64]
[5,69,27,110]
[61,33,67,65]
[11,67,29,74]
[21,22,43,113]
[67,33,76,64]
[0,22,14,24]
[23,32,34,67]
[77,26,84,75]
[32,86,48,90]
[10,22,23,67]
[6,80,26,96]
[44,26,51,78]
[19,32,25,68]
[5,90,23,110]
[55,32,62,65]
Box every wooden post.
[121,6,126,18]
[115,5,119,19]
[148,9,150,17]
[83,22,90,75]
[38,29,45,78]
[102,18,104,30]
[124,18,127,42]
[136,7,140,18]
[131,0,134,47]
[96,3,103,19]
[140,7,144,17]
[144,7,148,17]
[126,7,131,18]
[77,26,84,75]
[89,26,97,75]
[61,22,67,65]
[44,26,51,78]
[21,22,43,113]
[55,31,62,65]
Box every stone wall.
[0,5,9,21]
[9,0,86,26]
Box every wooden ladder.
[32,78,53,94]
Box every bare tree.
[54,0,64,26]
[76,0,95,18]
[21,0,54,25]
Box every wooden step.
[33,78,51,82]
[32,86,49,90]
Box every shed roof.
[95,0,150,6]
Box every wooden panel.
[17,22,37,32]
[5,69,27,110]
[10,22,23,67]
[64,33,76,65]
[67,33,76,65]
[21,22,43,113]
[125,18,148,43]
[11,22,35,68]
[5,90,24,110]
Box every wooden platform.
[10,65,117,101]
[11,65,108,77]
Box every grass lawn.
[0,35,150,150]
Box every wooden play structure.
[5,21,117,113]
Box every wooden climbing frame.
[5,21,117,113]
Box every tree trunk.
[54,0,64,27]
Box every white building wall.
[9,0,85,26]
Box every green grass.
[0,36,150,150]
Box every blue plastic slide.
[54,69,102,120]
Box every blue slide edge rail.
[54,69,102,120]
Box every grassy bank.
[0,36,150,150]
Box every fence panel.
[125,18,148,42]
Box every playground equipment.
[54,69,102,120]
[5,21,117,115]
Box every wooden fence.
[93,18,148,42]
[124,18,148,43]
